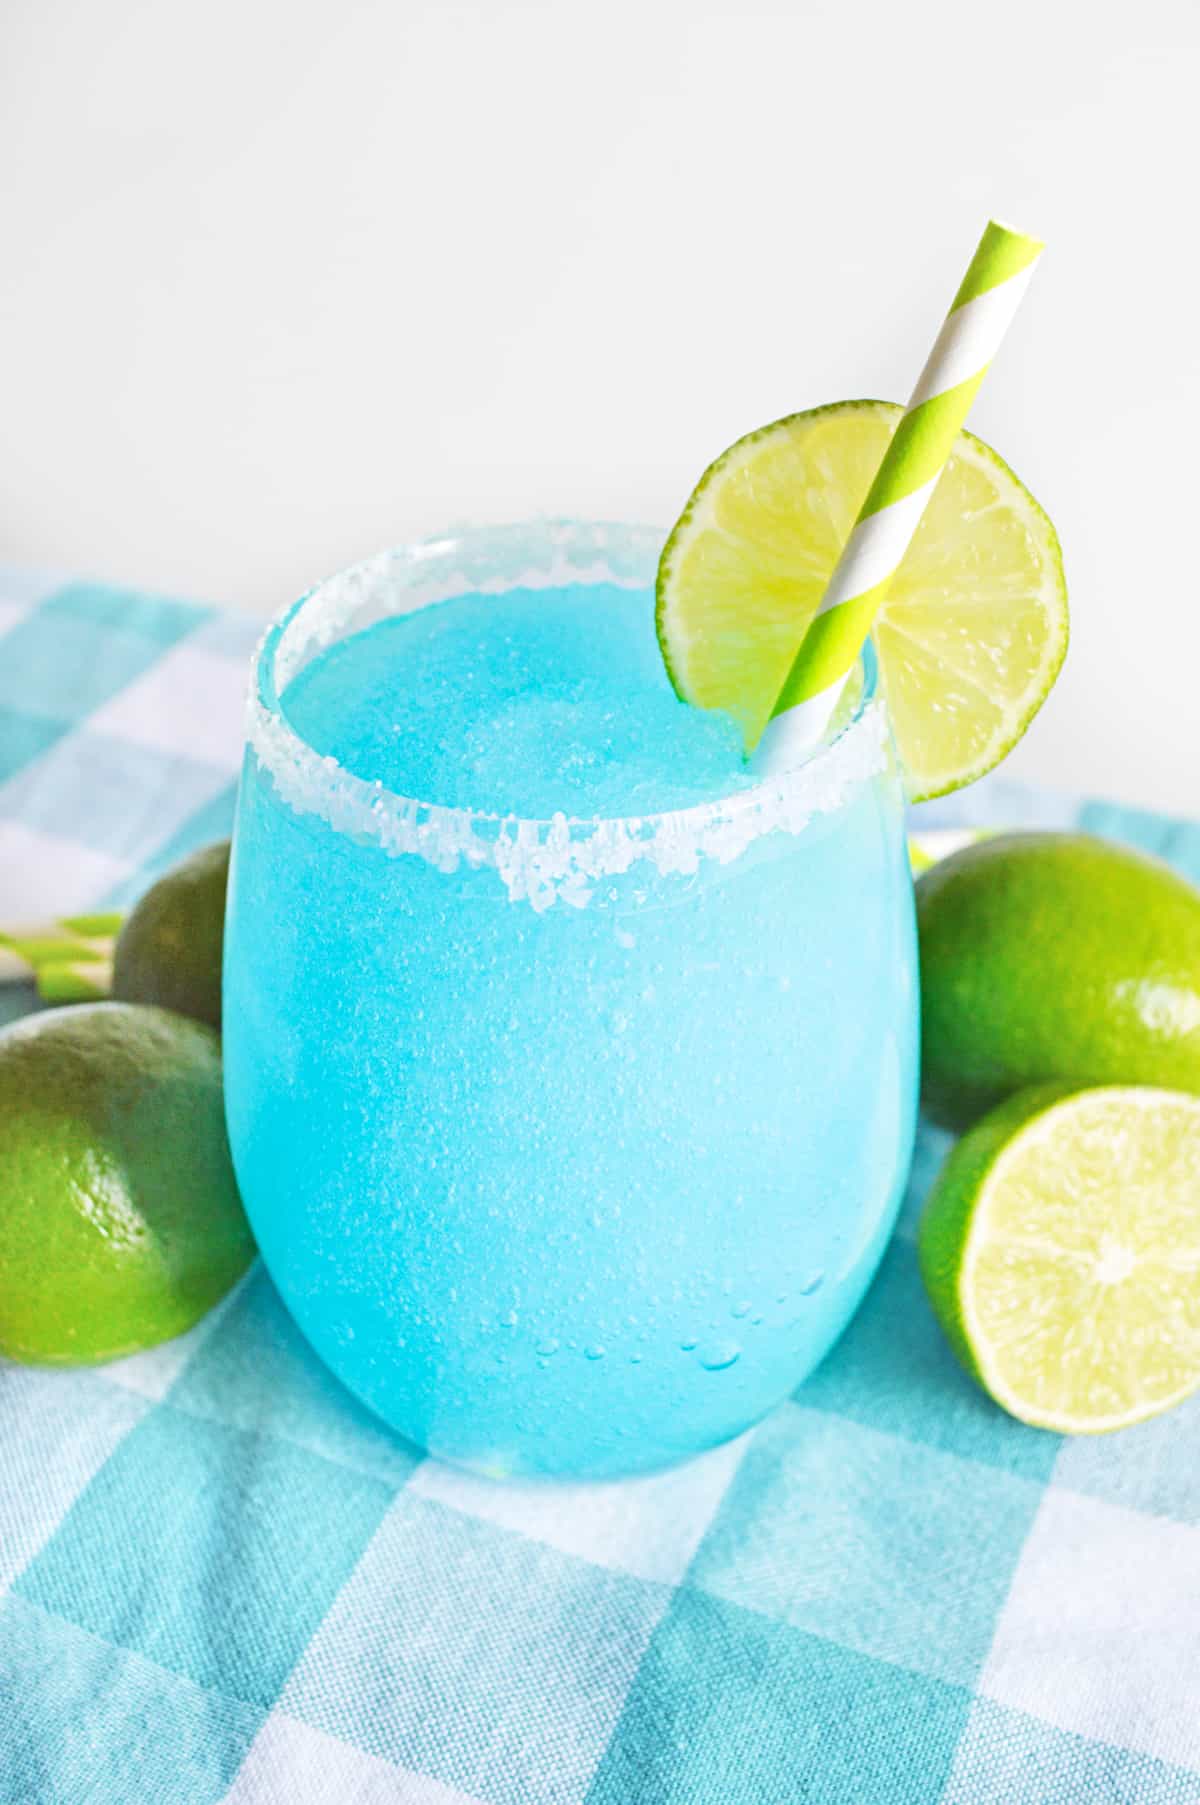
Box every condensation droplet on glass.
[800,1272,825,1296]
[698,1340,742,1372]
[584,1344,606,1361]
[730,1300,752,1319]
[536,1337,560,1357]
[679,1337,699,1352]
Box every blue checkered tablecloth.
[3,568,1200,1804]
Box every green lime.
[656,400,1068,802]
[112,839,229,1029]
[0,1001,254,1364]
[919,1083,1200,1433]
[918,831,1200,1129]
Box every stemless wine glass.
[223,521,918,1479]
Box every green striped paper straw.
[0,914,121,1001]
[33,957,114,1002]
[755,219,1044,774]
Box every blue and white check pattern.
[3,567,1200,1804]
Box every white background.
[2,0,1197,810]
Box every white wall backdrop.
[2,0,1197,809]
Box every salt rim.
[245,523,891,913]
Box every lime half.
[657,400,1068,801]
[919,1084,1200,1433]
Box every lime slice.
[657,400,1068,801]
[919,1084,1200,1433]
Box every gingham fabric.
[3,570,1200,1805]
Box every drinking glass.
[223,521,919,1478]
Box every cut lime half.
[919,1084,1200,1433]
[657,400,1068,801]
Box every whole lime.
[0,1002,254,1364]
[918,832,1200,1129]
[112,839,229,1030]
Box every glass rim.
[245,520,890,908]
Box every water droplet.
[750,1314,764,1326]
[501,1308,519,1328]
[536,1337,560,1357]
[584,1344,606,1361]
[776,1293,789,1305]
[629,1352,642,1364]
[679,1337,699,1352]
[698,1340,741,1372]
[730,1300,752,1320]
[800,1272,825,1296]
